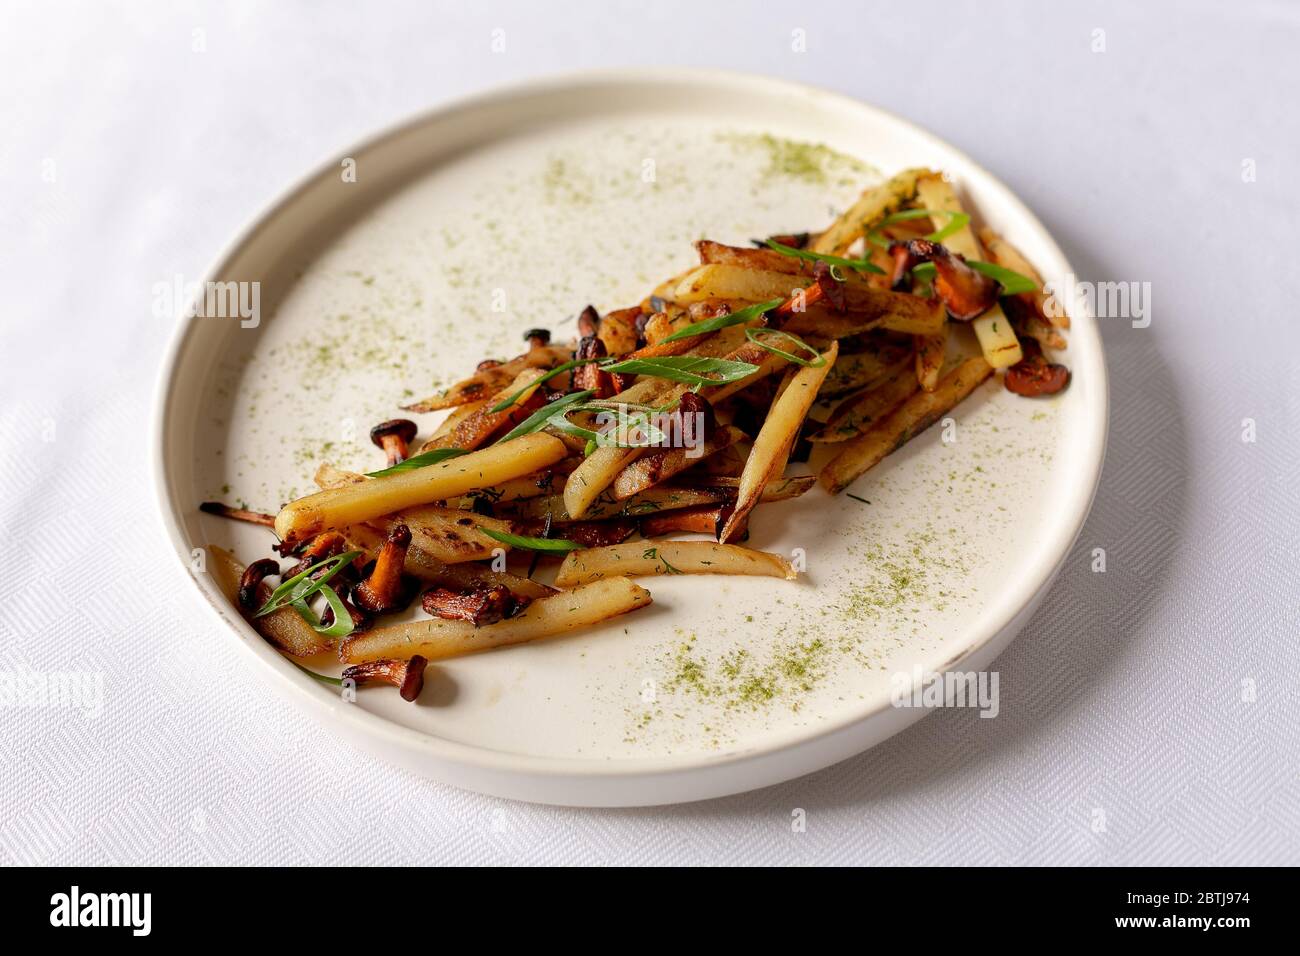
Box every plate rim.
[151,67,1109,800]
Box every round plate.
[153,69,1106,806]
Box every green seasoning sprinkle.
[762,239,884,275]
[367,447,468,477]
[661,298,784,342]
[743,328,827,367]
[481,528,584,552]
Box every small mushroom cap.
[521,328,552,345]
[238,558,281,611]
[369,419,418,448]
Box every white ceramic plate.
[153,69,1106,806]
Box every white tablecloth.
[3,0,1296,866]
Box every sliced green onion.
[313,585,358,638]
[910,260,1037,295]
[601,356,759,386]
[867,208,971,248]
[965,260,1037,294]
[488,358,604,413]
[546,402,668,449]
[290,659,345,686]
[661,298,784,342]
[744,327,827,367]
[763,239,885,275]
[367,447,469,477]
[495,389,595,444]
[481,527,584,552]
[282,584,357,639]
[255,550,362,618]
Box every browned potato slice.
[611,426,744,500]
[819,356,992,494]
[719,341,838,543]
[511,474,815,522]
[695,239,807,275]
[978,227,1068,330]
[597,306,643,356]
[275,434,568,547]
[810,167,931,255]
[422,367,546,451]
[402,345,571,412]
[914,327,947,392]
[819,339,912,396]
[914,175,1022,368]
[340,525,555,600]
[428,399,487,443]
[340,578,652,663]
[554,541,796,588]
[208,546,333,657]
[561,331,781,519]
[315,464,518,563]
[809,366,920,443]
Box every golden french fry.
[719,341,838,542]
[560,333,780,519]
[422,367,546,451]
[820,356,992,494]
[511,475,815,522]
[780,281,945,337]
[554,541,796,588]
[811,167,931,255]
[978,227,1068,330]
[809,366,921,443]
[819,340,912,396]
[275,433,568,547]
[314,464,519,563]
[612,426,745,500]
[208,546,333,657]
[426,399,487,445]
[674,265,934,330]
[402,345,570,412]
[597,306,643,355]
[914,327,947,392]
[340,578,652,663]
[915,174,1022,369]
[695,239,806,275]
[339,524,555,600]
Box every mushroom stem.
[200,501,277,527]
[342,655,427,702]
[352,524,413,613]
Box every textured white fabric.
[2,0,1296,866]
